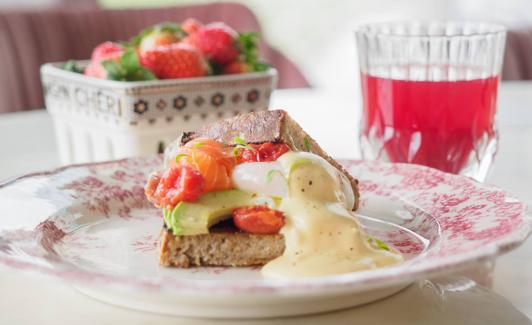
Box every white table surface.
[0,83,531,324]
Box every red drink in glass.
[356,22,506,180]
[361,74,499,174]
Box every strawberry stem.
[103,48,157,81]
[237,32,269,72]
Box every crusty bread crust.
[181,110,285,145]
[159,228,285,267]
[180,110,360,210]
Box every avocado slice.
[163,190,278,236]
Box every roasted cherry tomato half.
[238,142,290,163]
[232,205,285,234]
[144,171,162,205]
[152,164,205,209]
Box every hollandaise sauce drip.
[261,152,403,278]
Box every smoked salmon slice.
[172,138,236,193]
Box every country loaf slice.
[159,110,359,267]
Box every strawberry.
[184,22,239,65]
[139,30,179,54]
[85,61,107,79]
[129,23,184,54]
[223,60,252,74]
[90,41,123,61]
[100,48,157,81]
[220,33,269,75]
[140,43,207,79]
[85,42,124,79]
[182,18,202,35]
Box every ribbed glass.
[356,21,506,181]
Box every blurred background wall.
[1,0,532,113]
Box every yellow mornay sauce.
[261,152,403,278]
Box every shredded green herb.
[175,153,189,162]
[232,136,256,156]
[367,236,390,251]
[266,169,285,183]
[194,142,204,149]
[234,136,255,150]
[304,136,312,152]
[288,159,310,176]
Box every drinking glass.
[356,22,506,181]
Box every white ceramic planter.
[40,61,277,164]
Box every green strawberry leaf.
[236,32,270,72]
[103,51,157,82]
[125,22,185,48]
[61,60,84,74]
[128,67,157,81]
[158,22,184,36]
[252,61,269,72]
[238,32,259,52]
[120,48,141,71]
[102,60,126,80]
[126,26,155,47]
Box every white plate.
[0,157,530,318]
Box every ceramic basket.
[40,62,277,165]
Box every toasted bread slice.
[159,226,285,267]
[159,110,359,268]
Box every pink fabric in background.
[0,3,309,113]
[503,28,532,80]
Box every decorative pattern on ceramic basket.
[40,62,277,164]
[0,157,529,296]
